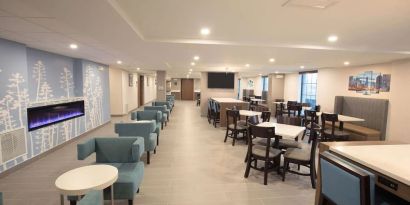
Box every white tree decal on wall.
[32,61,46,101]
[60,67,73,98]
[83,65,103,130]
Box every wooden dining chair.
[261,111,271,122]
[211,101,221,128]
[275,103,284,117]
[276,116,303,149]
[302,110,321,143]
[282,123,319,188]
[207,99,213,124]
[224,109,247,146]
[287,104,302,117]
[321,113,350,141]
[244,125,282,185]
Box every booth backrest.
[334,96,389,140]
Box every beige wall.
[144,75,157,104]
[109,67,139,115]
[156,71,166,101]
[171,78,181,91]
[267,74,285,110]
[200,72,239,116]
[283,58,410,143]
[284,73,300,101]
[194,78,201,91]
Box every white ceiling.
[0,0,409,78]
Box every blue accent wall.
[0,38,111,173]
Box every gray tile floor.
[0,101,315,205]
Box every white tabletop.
[250,99,265,102]
[302,106,312,110]
[273,101,286,104]
[239,110,262,117]
[257,122,305,139]
[55,165,118,195]
[316,112,365,122]
[212,98,244,103]
[331,144,410,186]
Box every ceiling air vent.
[282,0,338,9]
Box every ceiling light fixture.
[136,67,140,70]
[69,43,78,49]
[191,62,196,66]
[200,27,210,36]
[300,65,305,69]
[344,61,350,66]
[327,35,338,42]
[189,69,193,71]
[259,74,262,76]
[245,64,250,67]
[269,58,275,63]
[275,71,279,74]
[194,56,200,61]
[117,60,122,65]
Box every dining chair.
[211,101,221,128]
[302,110,321,143]
[282,123,318,188]
[287,104,302,117]
[207,99,213,124]
[314,105,321,112]
[321,113,350,141]
[275,102,284,117]
[277,116,303,149]
[224,109,247,146]
[261,111,271,122]
[244,125,282,185]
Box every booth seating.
[319,151,408,205]
[115,121,158,164]
[77,137,144,205]
[78,190,102,205]
[131,110,162,144]
[153,101,172,113]
[144,106,169,127]
[333,96,389,141]
[166,95,175,108]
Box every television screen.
[207,72,235,89]
[27,101,85,131]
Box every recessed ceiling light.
[69,43,78,49]
[327,35,338,42]
[117,60,122,65]
[191,62,196,66]
[269,58,275,63]
[194,56,200,61]
[245,64,250,67]
[189,69,193,72]
[344,61,350,66]
[275,71,279,74]
[300,65,305,69]
[259,74,262,76]
[200,27,210,36]
[136,67,140,70]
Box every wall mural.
[348,71,391,95]
[0,41,110,173]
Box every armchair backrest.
[77,137,144,163]
[131,110,161,123]
[152,101,171,109]
[144,105,167,113]
[115,121,156,137]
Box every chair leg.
[244,155,252,178]
[264,160,269,185]
[282,160,288,182]
[232,130,237,146]
[224,129,229,143]
[128,199,133,205]
[147,151,150,164]
[310,163,317,189]
[137,188,140,193]
[154,148,156,154]
[161,122,164,129]
[302,129,307,140]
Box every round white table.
[55,165,118,205]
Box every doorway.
[181,79,194,100]
[139,75,144,106]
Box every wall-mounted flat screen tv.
[27,101,85,131]
[207,72,235,89]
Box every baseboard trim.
[0,121,111,179]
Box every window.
[262,76,268,92]
[237,78,241,99]
[300,72,318,106]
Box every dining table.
[316,112,365,130]
[257,122,305,140]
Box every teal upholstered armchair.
[131,110,162,140]
[78,190,102,205]
[152,101,172,113]
[77,137,144,205]
[166,95,175,108]
[115,121,158,164]
[144,106,169,126]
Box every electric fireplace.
[27,101,85,131]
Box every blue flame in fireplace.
[27,101,85,131]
